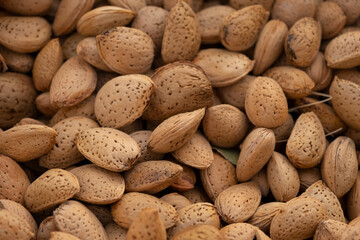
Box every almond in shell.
[313,219,347,240]
[49,232,80,240]
[169,164,196,192]
[0,45,33,73]
[35,92,59,117]
[330,0,360,25]
[315,1,346,39]
[248,202,285,233]
[62,33,85,60]
[0,206,34,240]
[107,0,146,13]
[130,130,164,163]
[0,0,53,15]
[347,170,360,220]
[160,193,192,212]
[105,222,127,240]
[298,167,322,191]
[229,0,274,11]
[171,225,223,240]
[304,52,332,91]
[37,216,59,240]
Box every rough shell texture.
[49,231,81,240]
[129,131,164,163]
[36,92,59,117]
[105,222,127,240]
[0,207,34,240]
[330,0,360,25]
[313,219,347,240]
[0,0,53,15]
[220,222,257,240]
[248,202,285,233]
[315,1,346,39]
[347,171,360,220]
[170,164,196,192]
[171,224,223,240]
[335,68,360,86]
[0,45,33,73]
[107,0,146,13]
[305,52,332,91]
[37,216,59,240]
[298,168,322,192]
[62,32,85,59]
[160,193,192,212]
[272,113,294,141]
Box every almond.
[193,48,254,87]
[130,130,165,163]
[245,76,288,128]
[286,112,326,168]
[171,225,223,240]
[0,0,53,15]
[170,164,196,192]
[62,33,85,60]
[0,45,34,73]
[248,202,285,233]
[85,204,113,226]
[36,92,59,117]
[161,1,201,63]
[111,192,178,229]
[251,168,270,197]
[76,127,140,172]
[49,232,80,240]
[229,0,274,11]
[298,167,322,191]
[160,193,192,212]
[330,0,360,25]
[315,2,346,39]
[346,127,360,149]
[108,0,146,13]
[181,186,211,204]
[37,216,59,240]
[304,52,332,91]
[236,128,275,182]
[321,136,358,198]
[16,118,45,126]
[105,222,127,240]
[342,216,360,240]
[335,68,360,86]
[272,113,294,141]
[220,223,270,240]
[313,219,347,240]
[0,206,34,240]
[347,170,360,220]
[0,124,57,162]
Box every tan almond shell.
[263,66,315,99]
[193,48,254,87]
[253,20,288,75]
[229,0,274,11]
[304,52,332,91]
[62,32,85,60]
[245,76,288,128]
[111,192,178,229]
[97,27,155,74]
[77,6,135,37]
[270,196,328,240]
[105,222,127,240]
[0,155,30,205]
[0,16,51,53]
[124,160,183,194]
[94,74,155,128]
[200,152,237,201]
[0,0,53,15]
[24,169,80,213]
[130,130,165,163]
[315,1,346,39]
[321,136,358,198]
[286,112,326,168]
[181,186,211,204]
[70,164,125,204]
[161,1,201,63]
[39,116,99,169]
[215,182,261,223]
[169,164,196,192]
[219,5,269,52]
[163,0,194,11]
[160,193,192,212]
[251,168,270,197]
[76,127,140,172]
[335,68,360,86]
[298,167,322,192]
[248,202,285,233]
[49,231,81,240]
[142,62,213,122]
[236,128,275,182]
[0,207,34,240]
[313,219,347,240]
[107,0,146,13]
[53,200,107,240]
[85,204,113,227]
[330,77,360,130]
[346,127,360,150]
[272,113,294,141]
[219,222,257,240]
[37,216,59,240]
[16,117,45,126]
[36,92,59,117]
[0,45,33,73]
[331,0,360,25]
[171,224,223,240]
[148,108,205,153]
[342,217,360,240]
[347,171,360,220]
[196,5,236,44]
[33,38,63,92]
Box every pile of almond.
[0,0,360,239]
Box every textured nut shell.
[285,17,321,67]
[272,113,294,141]
[220,222,260,240]
[16,117,45,126]
[215,182,261,223]
[49,231,80,240]
[76,127,140,172]
[193,48,254,87]
[62,33,85,60]
[0,0,53,15]
[229,0,274,10]
[298,168,322,191]
[330,0,360,25]
[181,186,211,204]
[321,136,358,198]
[97,27,154,74]
[286,112,326,168]
[160,193,192,212]
[85,204,113,226]
[251,168,270,197]
[0,45,33,73]
[315,2,346,39]
[219,5,269,52]
[33,38,63,92]
[161,1,201,63]
[53,200,107,240]
[325,31,360,69]
[0,207,34,240]
[39,117,99,169]
[236,128,275,182]
[171,225,223,240]
[94,74,154,128]
[142,62,213,122]
[105,222,127,240]
[342,217,360,240]
[305,52,332,91]
[36,92,59,117]
[314,219,347,240]
[0,155,30,205]
[0,124,57,162]
[245,77,288,128]
[170,164,196,192]
[270,196,328,240]
[70,164,125,204]
[130,131,164,163]
[264,66,315,99]
[347,171,360,220]
[37,216,58,240]
[24,169,80,212]
[111,192,178,229]
[335,68,360,86]
[108,0,146,13]
[0,16,51,53]
[248,202,285,233]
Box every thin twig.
[288,92,332,113]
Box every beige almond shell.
[161,1,201,63]
[181,186,211,204]
[171,224,223,240]
[251,168,270,197]
[85,204,113,227]
[148,108,205,153]
[170,164,196,192]
[219,5,269,52]
[0,0,53,15]
[94,74,154,128]
[0,124,57,162]
[107,0,146,13]
[347,171,360,220]
[263,66,315,99]
[285,17,321,68]
[272,113,294,141]
[219,222,257,240]
[245,76,288,128]
[130,130,164,163]
[52,0,94,36]
[0,207,34,240]
[270,196,328,240]
[36,92,59,117]
[0,45,33,73]
[286,112,326,169]
[0,155,30,205]
[77,6,135,37]
[0,72,37,128]
[160,193,192,212]
[62,33,85,60]
[342,217,360,240]
[335,68,360,86]
[236,128,275,182]
[315,1,346,39]
[126,208,167,240]
[163,0,195,11]
[105,222,127,240]
[196,5,236,44]
[298,167,322,192]
[16,117,45,126]
[313,219,347,240]
[330,77,360,130]
[321,136,358,198]
[193,48,254,87]
[346,127,360,149]
[124,160,183,194]
[0,16,51,53]
[49,231,81,240]
[330,0,360,25]
[200,152,237,201]
[24,169,80,213]
[70,164,125,204]
[172,131,213,169]
[37,216,59,240]
[111,192,178,229]
[248,202,285,233]
[253,20,288,75]
[53,200,107,240]
[39,116,99,169]
[142,62,213,122]
[97,27,155,75]
[33,38,63,92]
[215,182,261,223]
[76,127,140,172]
[305,52,332,91]
[325,31,360,69]
[229,0,274,11]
